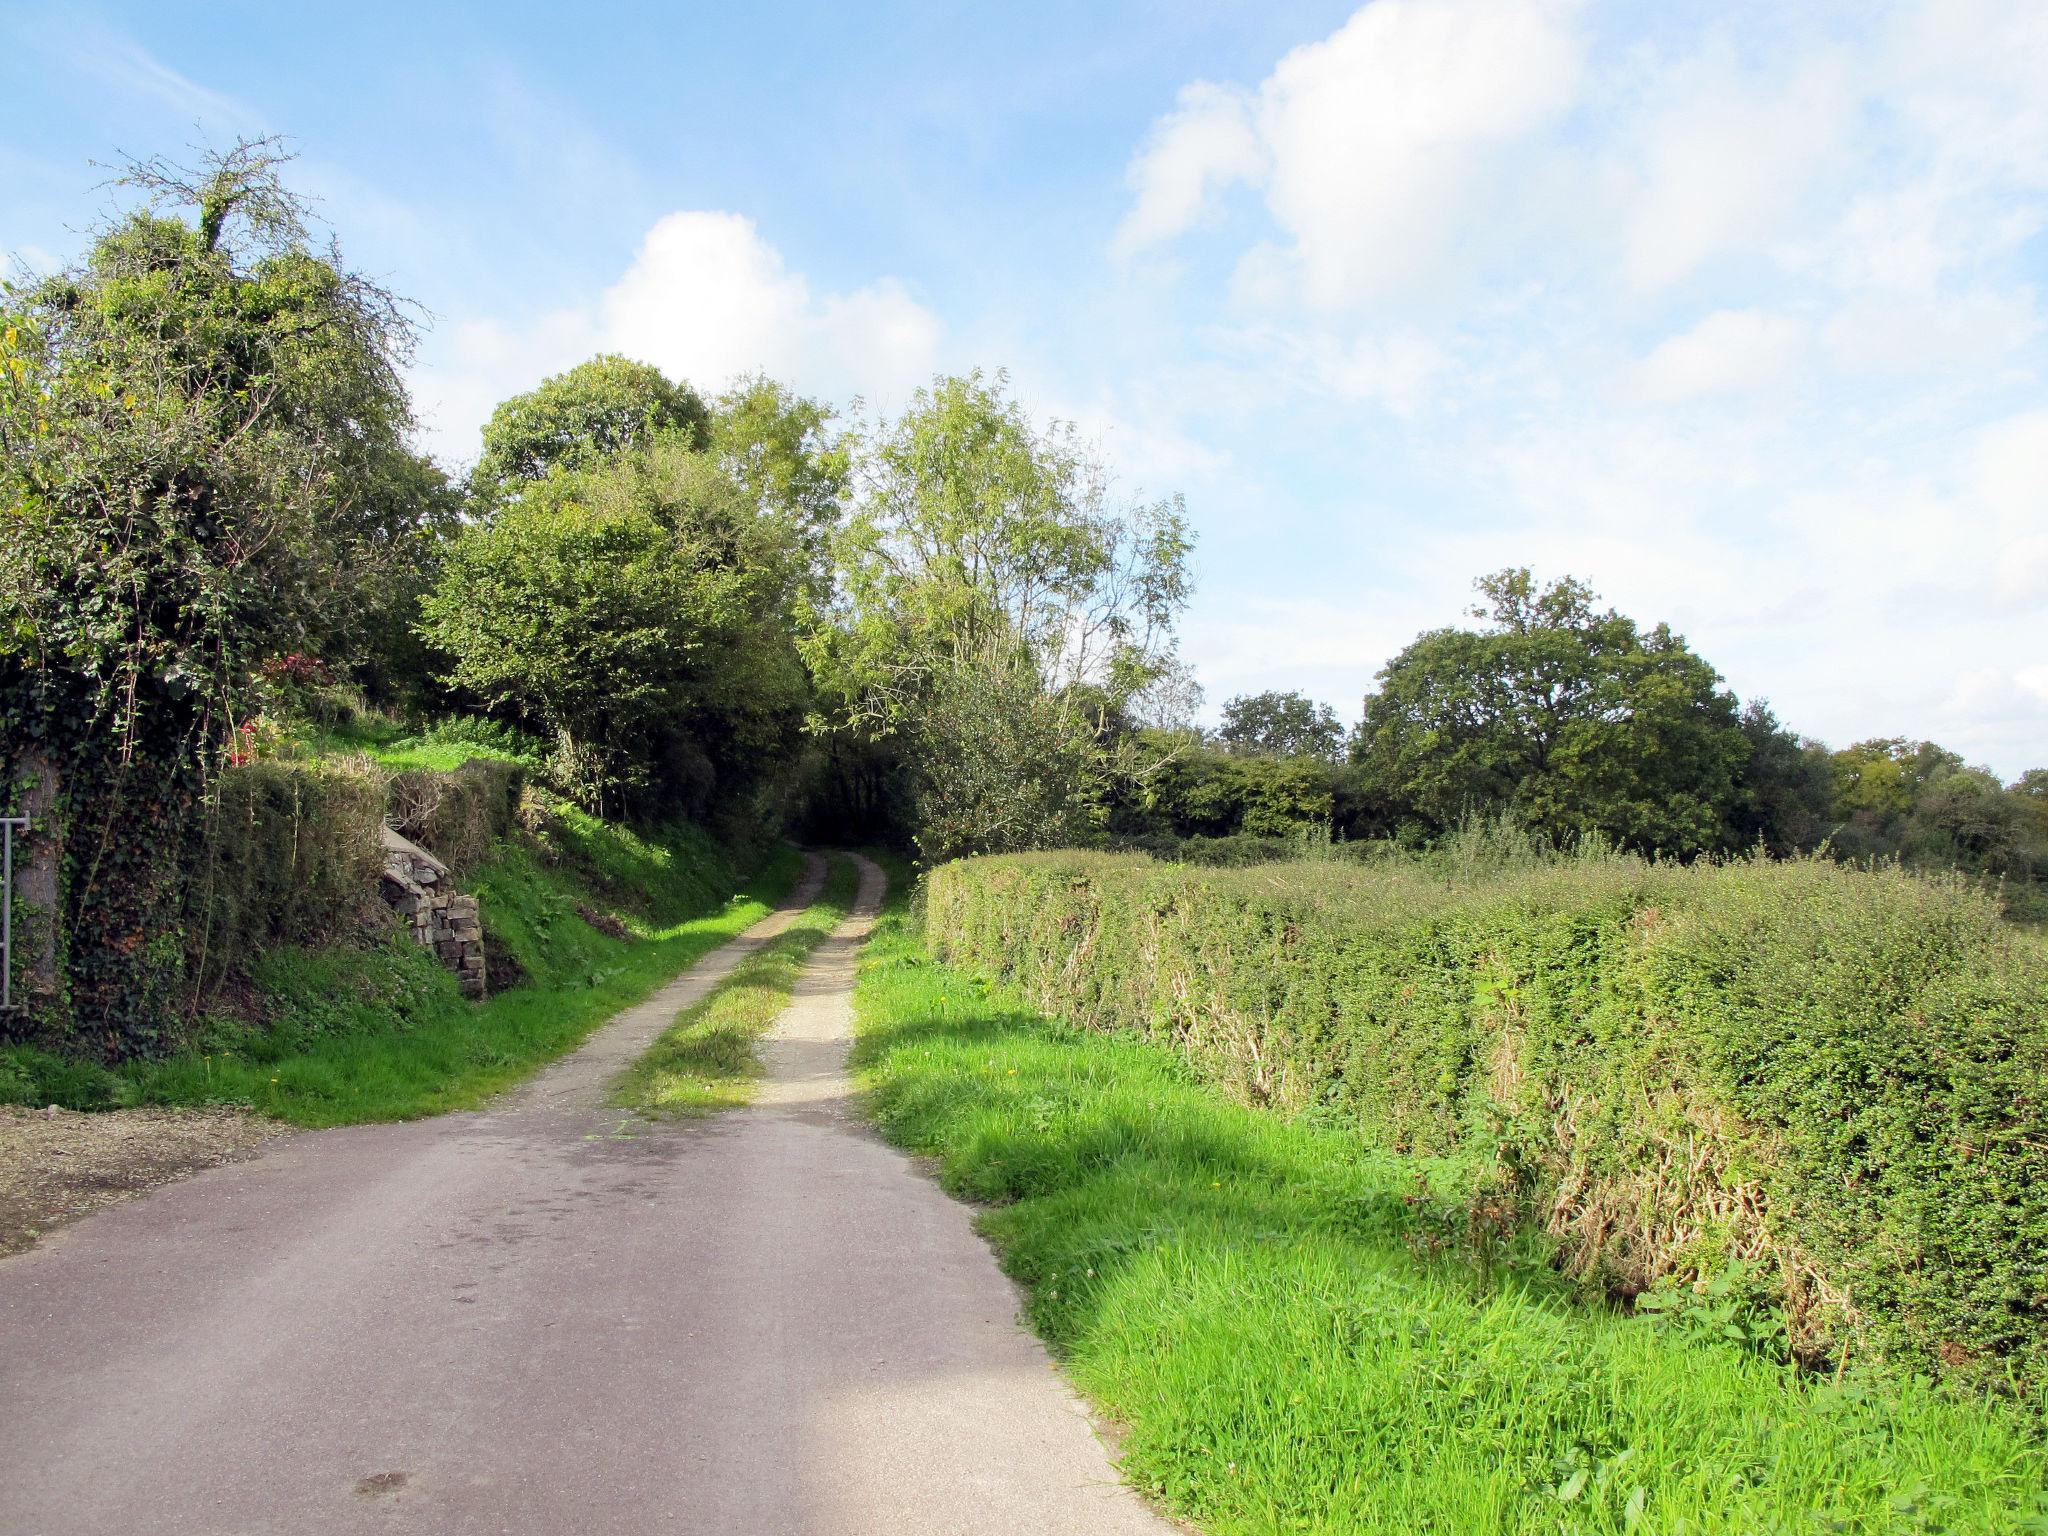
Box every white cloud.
[1821,287,2038,374]
[1619,54,1852,293]
[1635,309,1806,403]
[415,212,940,465]
[1975,407,2048,603]
[1113,0,1584,306]
[1113,82,1264,259]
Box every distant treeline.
[1110,572,2048,918]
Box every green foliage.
[923,846,2048,1395]
[1352,570,1749,855]
[710,372,849,586]
[1216,689,1344,761]
[0,140,428,1053]
[2,821,799,1125]
[421,438,808,816]
[1727,699,1837,854]
[185,756,389,995]
[908,653,1114,857]
[1118,733,1336,840]
[1826,739,2048,914]
[854,885,2048,1534]
[814,371,1193,859]
[472,353,709,497]
[612,854,859,1114]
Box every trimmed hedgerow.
[923,847,2048,1395]
[185,756,389,993]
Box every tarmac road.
[0,852,1173,1536]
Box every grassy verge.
[2,823,802,1128]
[612,853,860,1116]
[850,876,2048,1536]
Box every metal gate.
[1,816,24,1011]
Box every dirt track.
[0,853,1170,1535]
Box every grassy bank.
[852,881,2048,1535]
[2,814,800,1127]
[614,853,860,1115]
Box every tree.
[1351,570,1749,854]
[814,371,1193,860]
[1727,700,1836,854]
[1216,690,1344,761]
[710,373,849,582]
[421,439,806,816]
[0,138,421,1051]
[472,354,708,497]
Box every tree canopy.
[1216,691,1344,762]
[472,353,710,497]
[421,438,807,816]
[1351,570,1748,854]
[811,371,1193,859]
[0,137,428,1047]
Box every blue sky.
[6,1,2045,774]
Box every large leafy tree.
[422,440,807,817]
[814,371,1193,859]
[1351,570,1749,854]
[710,373,849,584]
[472,353,709,497]
[1216,690,1345,762]
[0,139,422,1050]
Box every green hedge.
[923,849,2048,1394]
[185,757,390,991]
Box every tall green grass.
[0,821,800,1126]
[613,854,859,1115]
[852,882,2048,1534]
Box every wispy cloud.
[46,22,265,135]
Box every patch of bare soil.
[0,1105,291,1257]
[577,904,633,942]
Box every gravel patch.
[0,1104,291,1256]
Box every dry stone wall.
[378,825,487,997]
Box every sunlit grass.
[849,872,2048,1535]
[612,854,859,1116]
[2,832,801,1128]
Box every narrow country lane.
[0,854,1173,1536]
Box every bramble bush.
[923,844,2048,1395]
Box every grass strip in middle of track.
[611,853,859,1116]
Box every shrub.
[923,848,2048,1394]
[185,757,389,995]
[385,759,523,875]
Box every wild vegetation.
[856,880,2048,1534]
[923,840,2048,1401]
[5,138,2046,1530]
